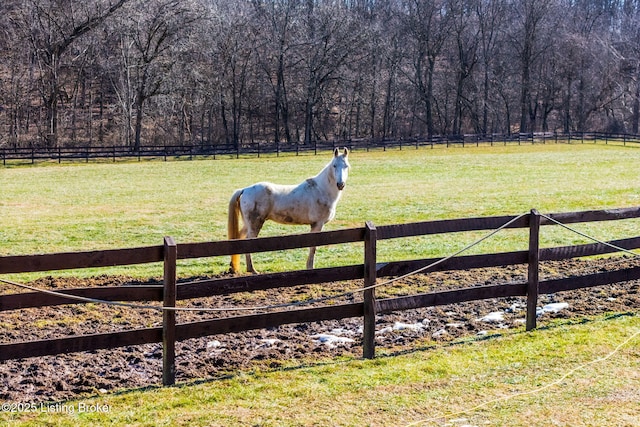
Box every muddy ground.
[1,257,639,403]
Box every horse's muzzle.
[337,182,345,191]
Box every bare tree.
[299,0,365,144]
[112,0,198,149]
[252,0,299,145]
[17,0,130,147]
[0,1,31,147]
[380,10,406,139]
[209,1,256,148]
[447,0,480,135]
[509,0,554,133]
[475,0,507,134]
[614,2,640,132]
[401,0,452,135]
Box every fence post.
[526,210,540,331]
[163,236,177,386]
[363,221,377,359]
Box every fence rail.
[3,132,640,165]
[1,206,640,386]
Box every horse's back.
[238,179,334,226]
[241,182,296,202]
[238,181,291,215]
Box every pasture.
[2,143,640,279]
[1,143,640,426]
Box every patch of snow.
[377,320,430,334]
[544,302,569,312]
[329,327,356,336]
[446,322,464,329]
[207,340,226,356]
[478,311,504,323]
[432,329,448,339]
[506,303,523,313]
[537,302,569,316]
[311,334,355,348]
[393,321,426,331]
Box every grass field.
[1,143,640,278]
[1,143,640,426]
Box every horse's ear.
[343,147,349,157]
[334,147,339,157]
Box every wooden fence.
[1,207,640,386]
[2,131,640,165]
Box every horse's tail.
[228,189,244,273]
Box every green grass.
[2,144,640,279]
[2,312,638,426]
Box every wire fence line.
[0,213,530,314]
[2,206,640,385]
[2,131,640,165]
[2,210,636,314]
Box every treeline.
[2,0,640,150]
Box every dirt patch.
[1,258,639,403]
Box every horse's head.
[332,147,350,191]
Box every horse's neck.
[312,163,338,196]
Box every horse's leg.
[244,220,265,274]
[236,220,251,274]
[245,253,256,274]
[306,222,324,269]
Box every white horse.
[228,147,350,274]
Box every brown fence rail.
[1,207,640,385]
[2,132,640,165]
